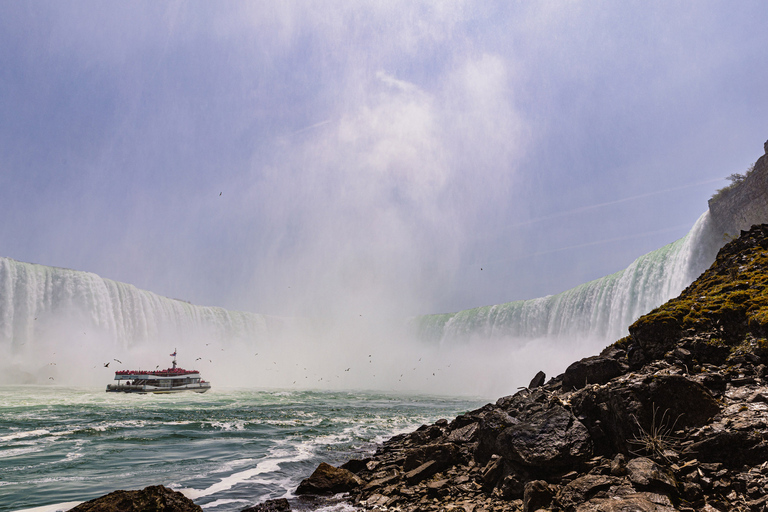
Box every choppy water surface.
[0,386,483,512]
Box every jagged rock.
[404,460,438,484]
[528,371,546,389]
[495,403,593,469]
[575,493,677,511]
[626,457,676,491]
[555,475,624,510]
[610,453,627,476]
[67,485,201,512]
[523,480,554,512]
[476,409,519,464]
[570,371,720,455]
[447,422,479,443]
[240,498,290,512]
[295,462,363,495]
[562,356,623,390]
[403,443,461,472]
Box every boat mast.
[172,348,177,369]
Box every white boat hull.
[106,383,211,394]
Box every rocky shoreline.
[70,224,768,511]
[287,224,768,511]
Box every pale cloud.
[236,49,527,318]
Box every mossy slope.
[627,224,768,359]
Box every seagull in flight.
[113,358,122,364]
[103,362,110,368]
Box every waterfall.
[415,211,723,345]
[0,259,285,355]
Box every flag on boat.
[170,351,177,357]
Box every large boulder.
[562,356,623,391]
[571,372,720,455]
[295,462,363,495]
[67,485,201,512]
[495,404,593,469]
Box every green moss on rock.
[628,224,768,359]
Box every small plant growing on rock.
[629,404,681,463]
[710,163,756,202]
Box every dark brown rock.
[496,404,593,469]
[570,372,720,455]
[446,422,478,443]
[528,371,546,389]
[295,462,363,495]
[576,493,677,511]
[403,460,438,484]
[523,480,554,512]
[67,485,201,512]
[403,443,460,472]
[240,498,290,512]
[562,356,623,391]
[555,474,624,510]
[626,457,676,491]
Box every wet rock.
[475,409,519,464]
[522,480,553,512]
[554,474,624,510]
[295,462,363,495]
[67,485,202,512]
[495,404,593,469]
[570,372,720,455]
[404,460,438,484]
[447,422,479,444]
[240,498,290,512]
[626,457,676,492]
[562,356,623,391]
[404,443,461,472]
[576,492,677,511]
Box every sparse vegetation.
[711,163,756,202]
[629,404,681,462]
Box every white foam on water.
[0,445,46,458]
[201,498,252,509]
[179,458,286,500]
[0,429,51,442]
[10,501,83,512]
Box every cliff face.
[708,140,768,237]
[289,225,768,512]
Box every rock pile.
[287,224,768,511]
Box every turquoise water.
[0,386,483,512]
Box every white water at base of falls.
[415,211,723,346]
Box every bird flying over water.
[103,362,110,367]
[113,359,122,364]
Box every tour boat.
[106,350,211,394]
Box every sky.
[2,1,768,321]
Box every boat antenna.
[171,348,177,369]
